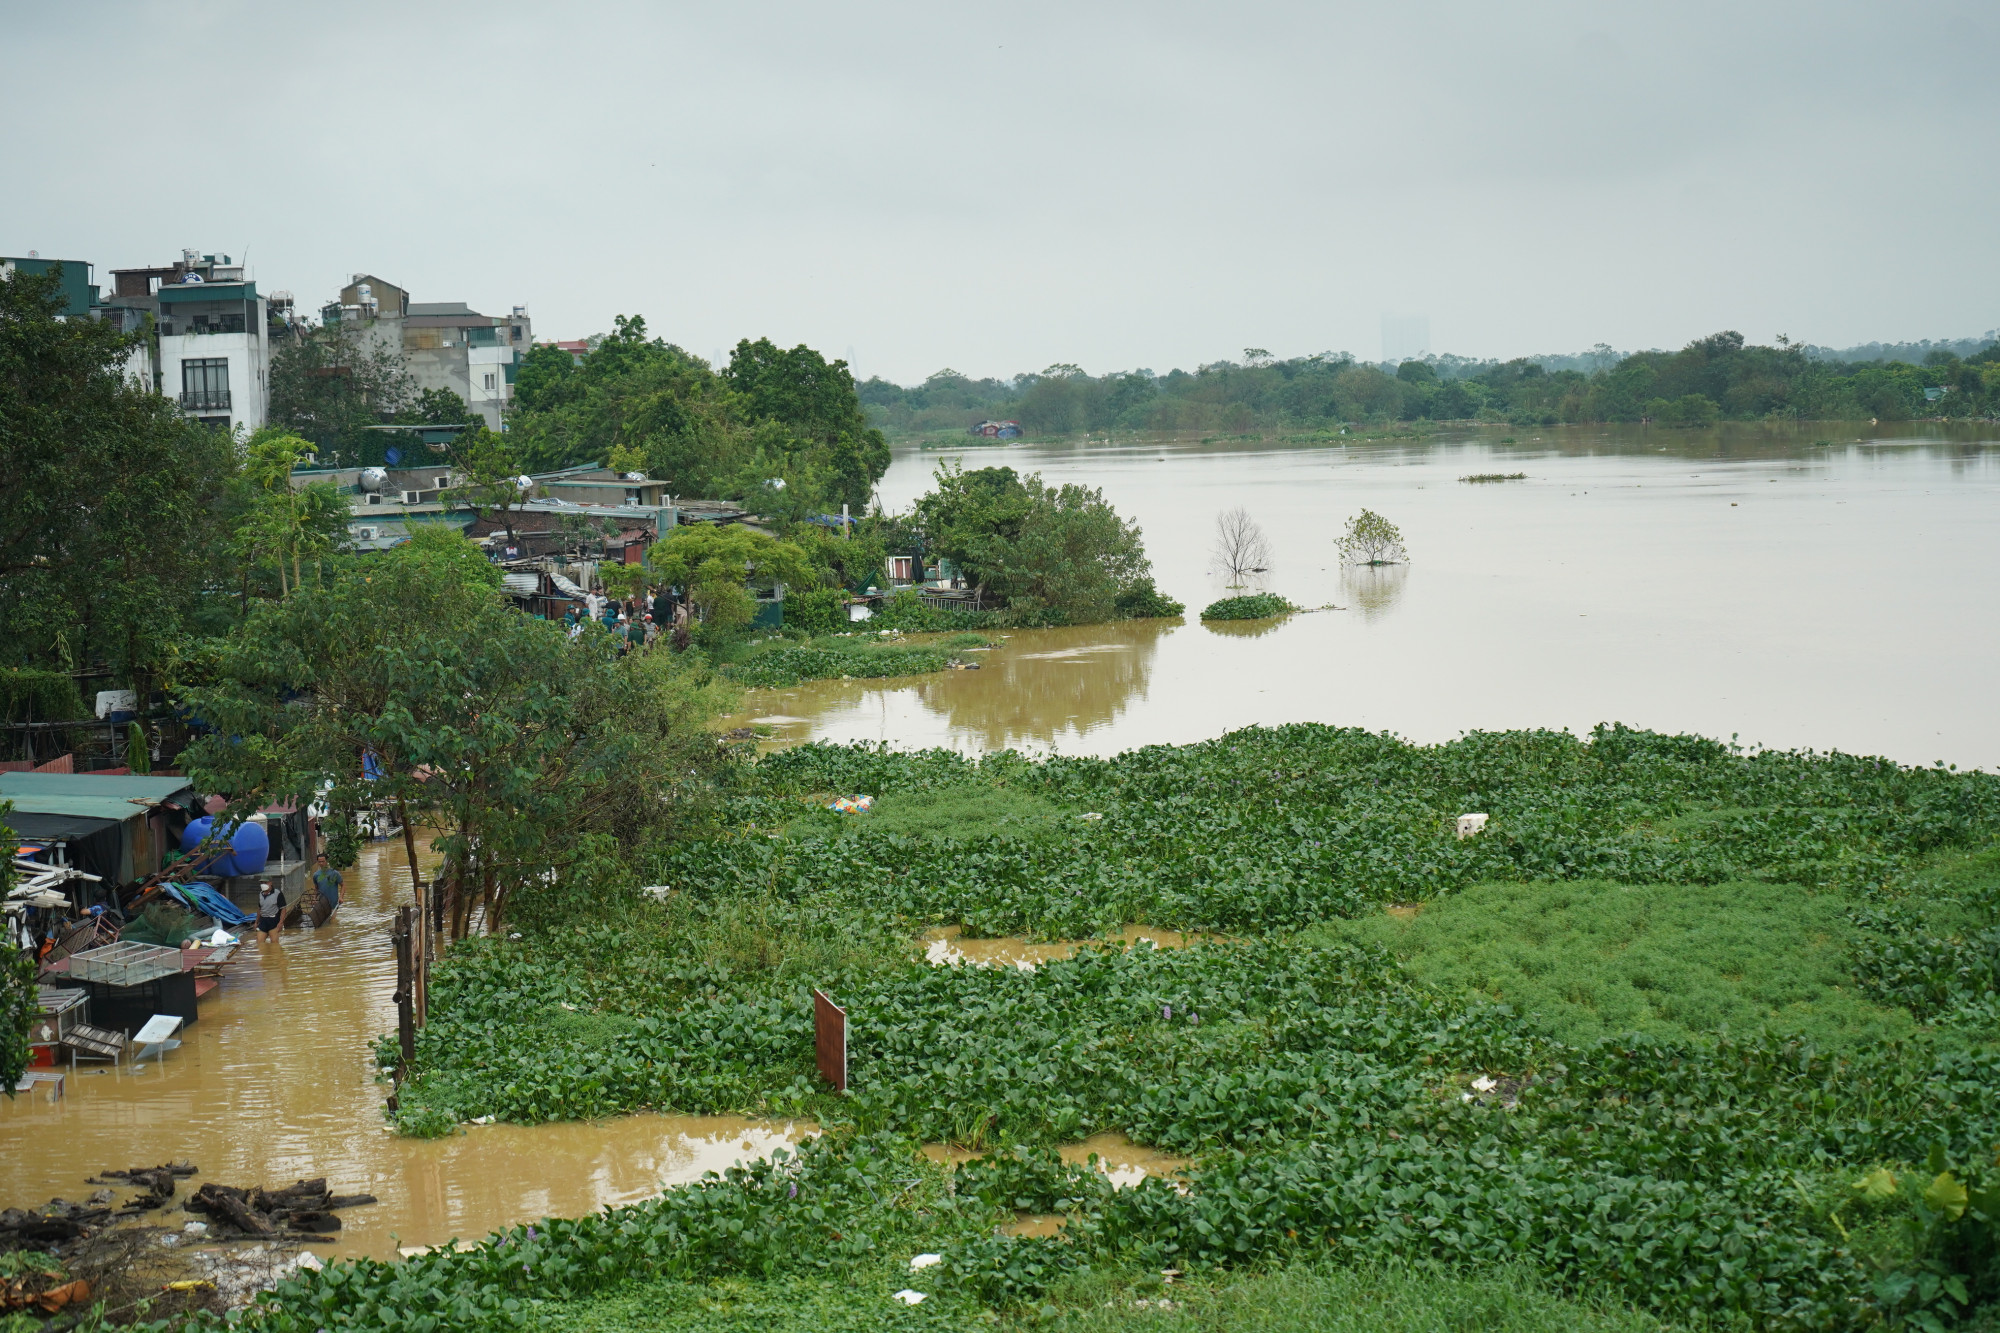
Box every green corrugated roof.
[0,793,151,823]
[157,281,258,304]
[2,258,95,317]
[0,773,194,804]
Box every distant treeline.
[860,332,2000,435]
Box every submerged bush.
[1199,593,1294,620]
[1114,578,1185,619]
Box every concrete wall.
[405,343,474,413]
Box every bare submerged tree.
[1212,507,1271,587]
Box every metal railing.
[178,388,231,411]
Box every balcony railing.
[179,388,232,411]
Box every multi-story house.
[323,275,532,429]
[104,251,277,433]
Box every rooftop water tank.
[359,467,389,493]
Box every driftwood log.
[0,1201,113,1243]
[186,1180,377,1238]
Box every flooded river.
[0,840,810,1259]
[10,420,1995,1259]
[730,422,2000,771]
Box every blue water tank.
[179,815,271,878]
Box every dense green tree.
[186,528,725,937]
[0,264,238,691]
[909,462,1154,621]
[855,331,2000,435]
[645,524,816,637]
[267,319,414,464]
[509,320,888,516]
[511,342,581,414]
[724,338,890,512]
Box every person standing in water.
[255,879,287,943]
[311,852,343,918]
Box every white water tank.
[359,467,389,493]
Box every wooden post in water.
[394,796,428,1025]
[812,988,847,1092]
[392,907,415,1071]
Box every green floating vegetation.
[718,636,956,689]
[530,1261,1666,1332]
[1198,593,1295,621]
[315,724,2000,1333]
[1318,878,1914,1048]
[1459,472,1527,483]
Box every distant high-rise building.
[1381,313,1431,365]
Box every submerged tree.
[1212,507,1271,586]
[910,461,1155,622]
[1337,509,1408,566]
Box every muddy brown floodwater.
[725,423,2000,771]
[0,839,811,1260]
[923,925,1202,968]
[923,1134,1191,1237]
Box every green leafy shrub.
[393,1102,461,1139]
[868,591,997,633]
[1113,578,1184,619]
[0,667,88,723]
[1199,594,1294,621]
[782,585,850,636]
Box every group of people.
[562,590,684,654]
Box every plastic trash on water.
[910,1254,942,1271]
[893,1289,927,1305]
[828,795,875,814]
[207,928,236,947]
[1456,813,1489,839]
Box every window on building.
[511,325,523,341]
[483,372,497,391]
[181,357,230,409]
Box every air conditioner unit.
[366,493,383,505]
[356,526,379,541]
[434,475,450,489]
[400,490,423,505]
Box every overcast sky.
[6,2,1996,383]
